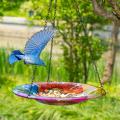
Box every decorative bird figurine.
[9,26,56,66]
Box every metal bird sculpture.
[9,26,56,66]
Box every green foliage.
[0,0,108,83]
[62,36,106,82]
[0,0,27,16]
[19,0,108,83]
[56,0,107,82]
[0,1,119,120]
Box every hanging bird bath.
[10,0,106,106]
[13,82,105,105]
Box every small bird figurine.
[9,26,56,66]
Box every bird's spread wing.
[24,26,56,56]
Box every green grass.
[0,48,120,120]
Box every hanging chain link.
[28,65,37,96]
[72,0,103,87]
[47,0,57,82]
[44,0,53,28]
[51,0,57,27]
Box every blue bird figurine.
[9,26,56,66]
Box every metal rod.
[28,66,37,96]
[47,0,57,82]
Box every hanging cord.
[82,22,103,87]
[47,0,57,82]
[28,66,37,96]
[44,0,53,28]
[72,0,103,87]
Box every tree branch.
[101,21,120,84]
[92,0,117,21]
[58,29,72,48]
[108,0,120,19]
[91,0,120,84]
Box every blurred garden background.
[0,0,120,120]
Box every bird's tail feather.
[9,50,23,64]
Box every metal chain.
[72,0,103,87]
[81,21,103,87]
[47,0,57,82]
[51,0,57,27]
[28,66,37,96]
[44,0,53,28]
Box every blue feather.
[8,26,56,66]
[12,50,23,55]
[9,54,19,64]
[24,26,56,57]
[9,50,23,64]
[25,84,38,94]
